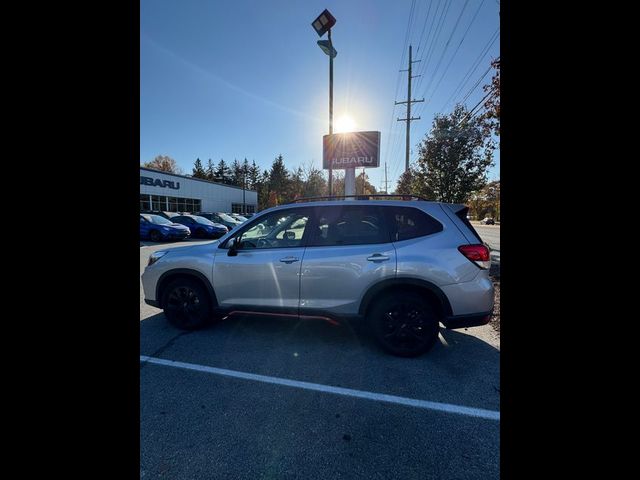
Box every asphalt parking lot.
[140,240,500,479]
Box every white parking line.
[140,355,500,421]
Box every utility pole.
[383,162,389,194]
[396,44,424,173]
[328,28,334,196]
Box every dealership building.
[140,167,258,214]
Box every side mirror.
[227,236,239,256]
[284,230,295,240]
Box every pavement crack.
[140,331,192,369]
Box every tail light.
[458,244,491,269]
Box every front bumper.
[163,230,191,240]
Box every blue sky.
[141,0,500,191]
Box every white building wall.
[140,168,257,212]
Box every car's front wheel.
[369,292,440,357]
[149,230,162,242]
[162,278,213,330]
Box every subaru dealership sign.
[323,131,381,169]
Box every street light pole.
[328,28,333,196]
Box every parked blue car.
[171,215,228,239]
[140,214,191,242]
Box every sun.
[334,114,357,133]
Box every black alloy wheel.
[370,292,440,357]
[162,278,212,330]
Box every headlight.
[148,251,168,266]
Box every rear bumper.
[442,311,492,329]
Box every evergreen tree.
[206,159,216,181]
[268,154,290,204]
[230,159,243,187]
[214,159,231,184]
[248,160,261,190]
[192,158,207,179]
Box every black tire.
[369,292,440,357]
[162,278,213,330]
[196,228,206,238]
[149,229,162,242]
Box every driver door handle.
[279,256,299,264]
[367,254,390,262]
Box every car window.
[310,206,388,246]
[233,210,309,249]
[384,206,443,241]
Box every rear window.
[455,207,483,243]
[384,206,443,241]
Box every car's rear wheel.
[149,230,162,242]
[369,292,440,357]
[162,278,213,330]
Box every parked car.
[230,213,249,223]
[197,212,242,230]
[171,215,228,239]
[140,214,191,242]
[481,217,495,225]
[140,211,183,220]
[142,199,493,357]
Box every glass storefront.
[140,194,201,213]
[231,203,256,214]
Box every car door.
[212,208,313,312]
[299,205,396,315]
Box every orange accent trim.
[226,310,340,326]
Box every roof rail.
[289,194,429,203]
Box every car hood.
[165,223,190,230]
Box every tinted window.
[385,207,443,241]
[310,206,388,246]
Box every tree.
[413,104,494,203]
[142,155,182,174]
[206,159,216,181]
[288,166,305,200]
[257,170,271,209]
[247,160,261,190]
[192,158,207,179]
[468,180,500,220]
[268,154,290,204]
[356,170,377,195]
[395,167,418,195]
[482,58,500,137]
[214,159,231,184]
[229,159,244,187]
[303,161,327,198]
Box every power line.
[413,0,447,93]
[418,0,470,102]
[414,0,452,94]
[421,0,486,108]
[382,0,417,177]
[440,27,499,111]
[460,63,493,105]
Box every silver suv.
[142,199,494,357]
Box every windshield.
[192,215,214,226]
[217,213,237,222]
[145,214,172,225]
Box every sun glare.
[334,114,356,133]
